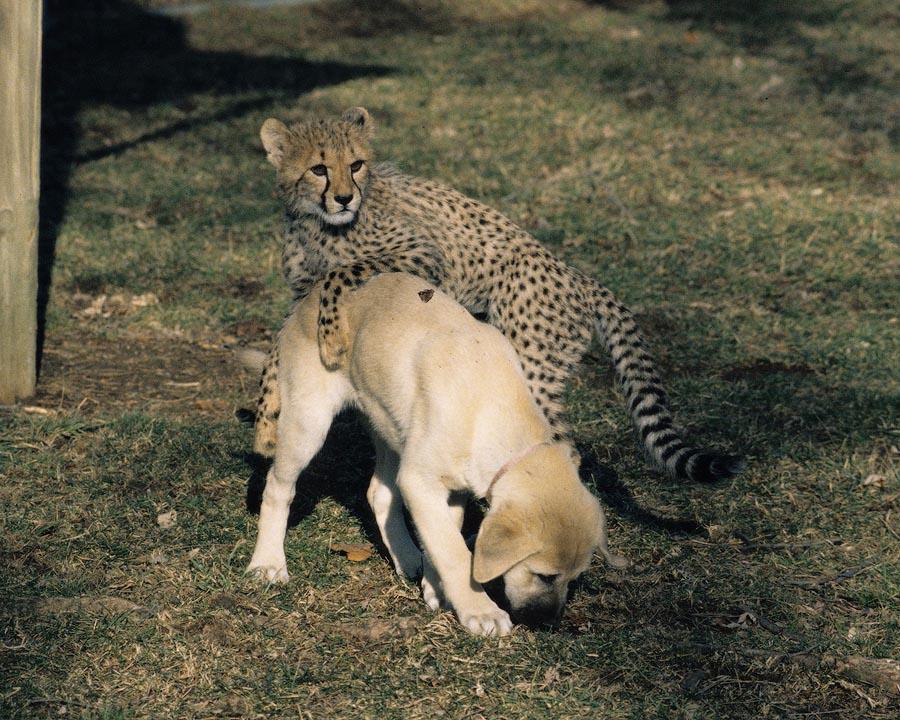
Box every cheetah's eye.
[350,160,364,173]
[310,164,328,177]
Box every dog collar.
[485,441,554,499]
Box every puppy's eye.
[536,573,559,585]
[350,159,364,172]
[310,164,328,176]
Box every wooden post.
[0,0,42,403]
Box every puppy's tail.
[590,282,743,483]
[235,347,268,375]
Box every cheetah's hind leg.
[253,347,280,458]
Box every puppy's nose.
[334,194,353,206]
[511,601,563,629]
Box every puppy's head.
[472,443,627,628]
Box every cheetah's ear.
[260,118,291,169]
[341,107,372,135]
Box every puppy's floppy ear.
[472,507,541,584]
[341,106,372,134]
[260,118,291,169]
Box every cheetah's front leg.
[317,252,445,369]
[317,269,355,370]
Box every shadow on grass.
[593,0,896,138]
[665,1,889,87]
[244,410,376,529]
[39,0,390,373]
[720,373,898,461]
[577,446,705,536]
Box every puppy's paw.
[246,560,289,584]
[421,574,442,611]
[317,314,349,370]
[458,603,513,637]
[392,549,423,581]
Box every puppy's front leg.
[420,494,465,612]
[366,441,422,580]
[397,465,512,637]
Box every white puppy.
[247,273,625,636]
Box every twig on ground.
[737,537,844,553]
[683,642,900,695]
[882,512,900,541]
[788,561,877,588]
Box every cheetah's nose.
[334,194,353,207]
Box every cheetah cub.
[253,107,741,483]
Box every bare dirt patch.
[28,327,253,420]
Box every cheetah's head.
[260,107,373,227]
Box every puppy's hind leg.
[366,440,422,580]
[248,364,347,582]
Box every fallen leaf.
[713,610,757,630]
[418,289,435,303]
[862,474,885,489]
[757,74,785,98]
[157,510,177,529]
[329,542,374,562]
[80,294,109,318]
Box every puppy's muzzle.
[510,598,564,629]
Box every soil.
[26,326,255,421]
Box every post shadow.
[38,0,390,373]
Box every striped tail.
[591,284,743,483]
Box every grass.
[3,0,898,717]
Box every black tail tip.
[688,452,745,483]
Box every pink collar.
[485,441,553,499]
